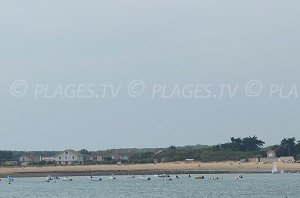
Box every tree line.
[129,136,300,163]
[1,136,300,164]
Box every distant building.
[3,161,18,166]
[86,153,103,162]
[111,154,129,161]
[41,156,56,162]
[185,159,195,163]
[279,156,295,163]
[19,155,39,165]
[247,158,260,163]
[257,150,279,163]
[266,150,277,158]
[54,150,84,165]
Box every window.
[59,156,61,160]
[65,151,68,155]
[72,156,75,160]
[65,156,67,160]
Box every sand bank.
[1,161,300,177]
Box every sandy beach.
[1,161,300,177]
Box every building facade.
[19,155,39,165]
[266,150,277,158]
[54,150,84,165]
[86,153,103,162]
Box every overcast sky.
[1,0,299,151]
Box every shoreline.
[1,161,300,177]
[0,170,272,178]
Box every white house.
[19,156,32,163]
[266,150,277,158]
[41,156,56,162]
[87,153,103,162]
[260,150,279,162]
[19,155,39,165]
[111,154,129,161]
[279,156,295,163]
[54,150,84,165]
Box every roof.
[88,152,103,157]
[267,150,276,153]
[54,149,83,157]
[19,155,38,159]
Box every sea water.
[0,174,299,198]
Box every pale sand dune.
[1,161,300,176]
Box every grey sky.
[1,1,299,151]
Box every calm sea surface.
[0,174,299,198]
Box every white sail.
[271,162,278,174]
